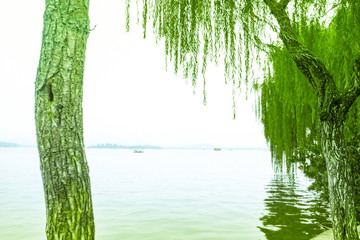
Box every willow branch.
[264,0,336,96]
[263,0,339,116]
[340,58,360,113]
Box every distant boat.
[214,148,221,151]
[133,149,144,153]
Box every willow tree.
[133,0,360,239]
[257,1,360,237]
[256,2,360,239]
[35,0,94,239]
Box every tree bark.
[321,119,358,239]
[35,0,95,239]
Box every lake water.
[0,148,331,240]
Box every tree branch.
[264,0,336,97]
[279,0,291,9]
[263,0,341,119]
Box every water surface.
[0,148,330,239]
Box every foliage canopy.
[126,0,359,161]
[260,1,360,163]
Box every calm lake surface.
[0,148,331,240]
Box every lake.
[0,148,331,239]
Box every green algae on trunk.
[35,0,95,239]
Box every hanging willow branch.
[126,0,360,161]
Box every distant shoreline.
[87,143,268,151]
[0,141,269,151]
[87,143,162,150]
[0,141,20,148]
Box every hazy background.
[0,0,267,148]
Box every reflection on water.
[259,166,331,240]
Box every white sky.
[0,0,267,148]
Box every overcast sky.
[0,0,267,148]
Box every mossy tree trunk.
[321,119,358,239]
[35,0,95,239]
[264,0,360,239]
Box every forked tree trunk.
[35,0,95,239]
[321,119,359,240]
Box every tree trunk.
[321,119,359,239]
[35,0,94,239]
